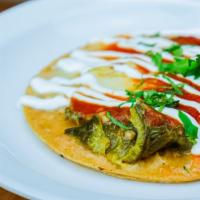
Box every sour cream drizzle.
[50,74,126,97]
[20,95,69,110]
[20,33,200,154]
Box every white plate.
[1,0,200,199]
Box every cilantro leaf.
[106,112,132,130]
[164,44,183,56]
[120,90,179,111]
[147,32,161,38]
[150,52,200,78]
[178,111,198,144]
[148,51,163,68]
[138,42,156,47]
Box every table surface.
[1,1,27,199]
[0,187,25,200]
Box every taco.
[21,33,200,182]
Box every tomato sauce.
[137,78,200,105]
[140,78,169,90]
[178,90,200,104]
[71,97,130,123]
[162,58,173,63]
[134,65,150,74]
[171,36,200,45]
[168,73,200,92]
[178,104,200,124]
[71,97,109,115]
[105,43,141,54]
[72,70,200,124]
[105,93,128,101]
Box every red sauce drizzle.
[134,65,150,74]
[72,97,126,114]
[72,75,200,124]
[71,97,130,123]
[178,104,200,124]
[72,97,109,115]
[138,78,200,104]
[105,43,141,54]
[178,90,200,104]
[140,78,169,90]
[171,36,200,45]
[168,73,200,92]
[162,58,173,63]
[105,93,128,101]
[145,106,181,126]
[71,94,200,125]
[71,97,179,125]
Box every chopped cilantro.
[138,42,156,47]
[164,44,183,56]
[178,111,198,144]
[106,112,132,130]
[161,74,184,95]
[119,90,179,111]
[150,52,200,78]
[147,32,161,38]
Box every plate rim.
[1,0,200,199]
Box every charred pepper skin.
[65,116,109,154]
[65,101,192,165]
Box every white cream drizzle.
[20,95,69,110]
[182,45,200,57]
[77,87,115,101]
[67,50,158,73]
[115,57,157,71]
[56,58,88,74]
[50,74,126,97]
[109,36,176,61]
[71,50,108,66]
[187,76,200,86]
[20,33,200,154]
[90,35,200,60]
[30,77,76,97]
[73,93,127,107]
[175,97,200,112]
[86,50,132,58]
[50,73,95,85]
[112,64,142,78]
[131,54,152,63]
[148,74,200,96]
[118,36,175,50]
